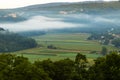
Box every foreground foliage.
[89,51,120,80]
[0,52,120,80]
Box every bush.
[90,51,97,54]
[47,45,57,49]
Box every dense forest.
[0,51,119,80]
[0,30,37,52]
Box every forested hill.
[0,30,37,52]
[0,1,120,22]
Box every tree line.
[0,51,120,80]
[0,32,37,52]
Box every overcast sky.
[0,0,118,9]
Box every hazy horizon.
[2,12,119,32]
[0,0,120,32]
[0,0,118,9]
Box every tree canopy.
[0,51,120,80]
[0,31,37,52]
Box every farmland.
[11,33,118,62]
[34,33,116,51]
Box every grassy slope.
[12,33,117,62]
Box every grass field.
[34,33,116,51]
[13,47,102,62]
[11,33,118,62]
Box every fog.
[2,16,84,32]
[2,12,120,32]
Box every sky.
[0,0,118,9]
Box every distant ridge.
[0,1,120,23]
[20,1,120,10]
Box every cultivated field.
[12,33,118,62]
[34,33,116,51]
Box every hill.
[0,30,37,52]
[0,1,120,36]
[0,1,120,22]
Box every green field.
[14,48,102,62]
[34,33,116,51]
[11,33,118,62]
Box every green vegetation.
[14,51,101,62]
[89,51,120,80]
[10,33,117,62]
[0,1,120,79]
[0,31,37,52]
[0,32,117,62]
[0,54,51,80]
[0,51,120,80]
[101,46,108,55]
[34,33,116,51]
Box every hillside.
[0,1,120,23]
[0,30,37,52]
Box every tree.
[101,46,107,55]
[53,58,75,80]
[47,45,57,49]
[88,51,120,80]
[0,54,15,80]
[75,53,88,79]
[0,54,51,80]
[34,59,55,79]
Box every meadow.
[11,33,118,62]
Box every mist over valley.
[0,1,120,33]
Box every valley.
[0,1,120,62]
[0,1,120,80]
[12,33,118,62]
